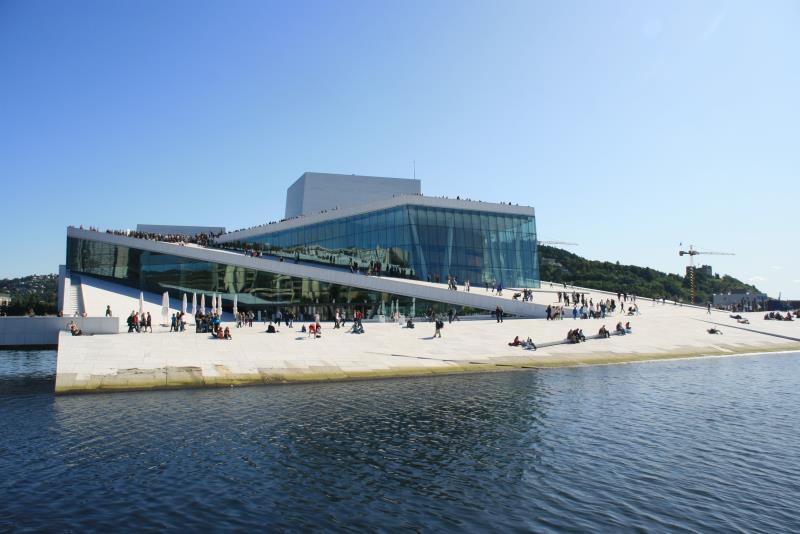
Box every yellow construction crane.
[678,244,735,304]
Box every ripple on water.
[0,351,799,532]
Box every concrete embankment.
[55,307,800,394]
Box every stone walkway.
[56,299,800,393]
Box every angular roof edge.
[218,194,535,243]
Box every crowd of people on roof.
[75,225,217,246]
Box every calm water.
[1,351,799,533]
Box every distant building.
[0,292,10,307]
[712,291,768,311]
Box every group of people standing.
[446,274,461,291]
[126,311,153,333]
[558,291,587,306]
[236,310,255,328]
[195,311,221,334]
[169,312,188,332]
[546,297,633,321]
[485,282,503,295]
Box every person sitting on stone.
[266,323,277,333]
[351,321,364,334]
[508,335,521,346]
[223,326,232,340]
[69,321,83,336]
[215,327,225,339]
[308,323,316,337]
[625,321,632,333]
[567,329,578,343]
[406,317,415,329]
[523,337,537,350]
[599,325,610,338]
[315,322,322,338]
[707,327,723,335]
[615,322,626,335]
[576,329,586,342]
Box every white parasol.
[161,291,169,323]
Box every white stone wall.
[0,317,119,346]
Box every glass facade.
[232,205,539,288]
[67,237,467,320]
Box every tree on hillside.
[538,246,759,303]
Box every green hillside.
[0,274,58,316]
[538,246,760,304]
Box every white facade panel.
[284,172,421,218]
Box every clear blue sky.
[1,0,798,298]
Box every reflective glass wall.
[67,237,468,320]
[236,205,539,288]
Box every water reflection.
[1,351,799,532]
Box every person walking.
[434,317,443,338]
[105,305,112,317]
